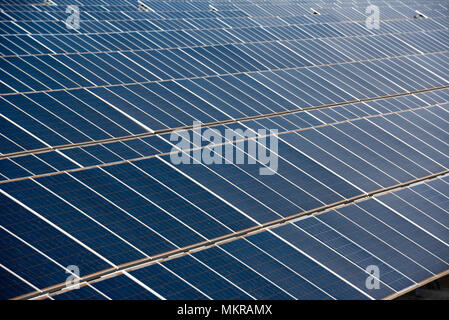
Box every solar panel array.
[0,0,448,300]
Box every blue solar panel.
[0,0,448,300]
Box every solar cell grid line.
[154,155,289,223]
[45,284,110,300]
[321,208,438,277]
[5,28,438,51]
[229,118,366,198]
[284,127,402,189]
[148,255,257,300]
[1,263,44,300]
[59,273,163,300]
[252,230,373,299]
[1,96,98,147]
[311,215,426,286]
[68,168,211,242]
[59,166,208,241]
[127,160,258,228]
[328,120,430,178]
[2,149,256,242]
[350,120,443,174]
[6,95,101,144]
[88,162,256,237]
[124,262,212,300]
[404,109,449,145]
[228,232,369,299]
[386,58,446,89]
[385,113,449,158]
[28,92,123,140]
[364,198,449,254]
[310,220,440,287]
[284,103,444,174]
[156,252,280,300]
[411,54,449,80]
[274,181,446,284]
[194,246,298,299]
[96,86,183,129]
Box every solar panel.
[0,0,448,301]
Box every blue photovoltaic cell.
[12,155,55,176]
[35,151,79,171]
[336,202,449,275]
[0,193,111,276]
[0,228,68,291]
[355,200,449,268]
[273,223,394,299]
[294,216,414,291]
[39,171,175,257]
[130,264,207,300]
[61,148,102,167]
[220,237,332,299]
[0,178,145,266]
[0,159,30,179]
[316,210,433,283]
[90,275,159,300]
[162,255,253,300]
[103,160,232,240]
[193,246,293,299]
[52,285,107,300]
[377,193,449,244]
[0,267,35,300]
[230,231,369,300]
[133,157,257,231]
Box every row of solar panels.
[4,173,448,299]
[0,0,445,16]
[1,1,445,21]
[1,0,448,300]
[1,87,448,179]
[3,25,447,60]
[3,34,446,90]
[1,94,449,298]
[1,7,444,24]
[1,50,448,154]
[1,13,447,38]
[0,0,447,23]
[0,13,431,34]
[3,6,448,26]
[0,0,137,6]
[0,11,333,24]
